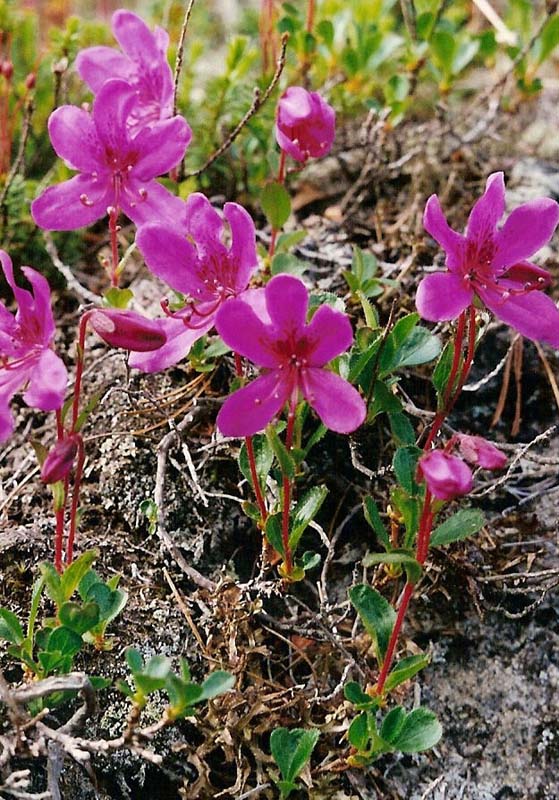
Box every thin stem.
[108,206,120,287]
[234,352,268,522]
[268,150,287,260]
[306,0,316,33]
[172,0,197,117]
[72,312,92,432]
[66,438,84,566]
[281,403,296,575]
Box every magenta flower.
[41,435,80,484]
[75,10,174,135]
[214,274,366,436]
[129,193,258,372]
[88,308,167,352]
[456,434,507,470]
[0,250,67,442]
[417,171,559,347]
[275,86,335,163]
[418,450,473,501]
[31,79,190,231]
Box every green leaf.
[432,341,455,398]
[0,608,24,645]
[380,706,406,744]
[363,497,390,550]
[275,229,307,253]
[392,707,442,753]
[271,253,307,277]
[46,626,83,657]
[40,562,64,606]
[276,780,298,800]
[389,412,415,446]
[60,549,99,602]
[379,313,419,374]
[270,727,320,784]
[430,508,485,547]
[393,446,421,495]
[265,514,284,557]
[200,670,235,700]
[349,584,396,664]
[535,14,559,65]
[289,485,328,550]
[126,647,144,673]
[368,380,402,419]
[348,711,371,751]
[239,434,274,493]
[384,653,430,694]
[261,181,291,230]
[344,682,378,710]
[300,551,321,572]
[391,488,422,546]
[58,602,100,635]
[265,425,295,479]
[103,287,134,309]
[382,326,441,372]
[316,19,334,47]
[362,550,422,583]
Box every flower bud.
[25,72,36,90]
[419,450,473,501]
[275,86,335,163]
[457,434,507,470]
[41,436,79,484]
[1,60,13,80]
[89,309,167,352]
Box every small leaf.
[266,425,295,480]
[384,653,430,693]
[46,626,83,657]
[430,508,485,547]
[363,497,391,550]
[289,485,328,550]
[271,253,307,276]
[60,549,99,602]
[362,550,422,583]
[270,727,320,784]
[380,706,406,745]
[239,434,274,493]
[58,602,100,635]
[103,287,134,309]
[261,181,291,230]
[265,514,284,557]
[349,584,396,665]
[300,551,320,571]
[0,608,24,645]
[344,682,378,710]
[432,341,455,398]
[200,670,235,700]
[393,446,421,495]
[126,647,144,673]
[389,412,415,447]
[392,707,442,753]
[348,711,371,751]
[40,562,64,607]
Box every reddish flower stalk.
[281,401,296,576]
[234,352,268,523]
[108,205,120,287]
[306,0,316,33]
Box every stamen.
[80,194,94,207]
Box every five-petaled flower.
[31,78,190,231]
[275,86,335,163]
[418,450,473,501]
[0,250,67,442]
[417,171,559,347]
[214,274,366,436]
[75,9,174,135]
[130,193,258,372]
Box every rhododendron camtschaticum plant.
[417,171,559,347]
[31,78,190,232]
[215,274,366,436]
[0,250,67,442]
[76,9,174,134]
[131,193,258,371]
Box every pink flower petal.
[92,79,137,154]
[120,179,186,227]
[133,116,192,180]
[128,317,213,372]
[478,286,559,347]
[22,349,67,411]
[419,450,473,500]
[223,202,258,291]
[416,272,473,322]
[500,260,551,289]
[112,10,162,64]
[0,368,27,442]
[75,46,132,94]
[215,294,277,367]
[20,267,55,345]
[135,223,207,297]
[32,174,111,230]
[265,274,308,333]
[48,105,104,172]
[301,368,366,433]
[465,171,505,244]
[217,370,291,436]
[184,193,227,258]
[305,305,353,366]
[493,197,559,271]
[423,195,465,272]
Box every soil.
[1,79,559,800]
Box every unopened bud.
[1,60,13,80]
[25,72,36,90]
[41,436,80,484]
[89,309,167,352]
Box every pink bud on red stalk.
[89,308,167,352]
[418,450,473,501]
[25,73,36,90]
[1,60,13,80]
[457,434,507,470]
[41,436,80,484]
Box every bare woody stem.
[234,352,268,522]
[375,307,477,695]
[281,402,296,576]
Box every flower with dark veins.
[31,79,190,231]
[417,171,559,347]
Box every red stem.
[72,312,91,432]
[281,403,296,575]
[66,438,85,566]
[108,206,120,287]
[234,352,268,522]
[306,0,316,33]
